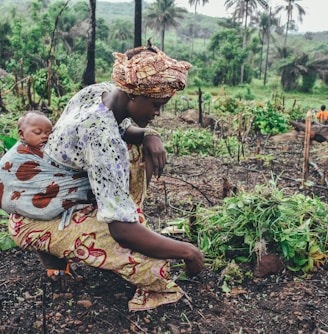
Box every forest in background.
[1,0,328,119]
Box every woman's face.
[127,96,171,127]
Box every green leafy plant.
[0,209,16,251]
[169,178,328,278]
[164,128,243,158]
[0,113,19,153]
[250,100,290,135]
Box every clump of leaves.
[0,112,19,153]
[249,100,290,135]
[170,178,328,276]
[0,210,16,251]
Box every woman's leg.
[8,210,184,311]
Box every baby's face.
[19,114,53,149]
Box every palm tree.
[188,0,209,55]
[144,0,187,51]
[225,0,268,83]
[275,0,306,49]
[251,8,279,84]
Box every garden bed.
[0,112,328,333]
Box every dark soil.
[1,112,328,334]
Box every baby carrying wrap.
[0,142,94,229]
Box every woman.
[6,42,205,311]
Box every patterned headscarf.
[111,45,192,99]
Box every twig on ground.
[112,307,147,333]
[161,175,214,205]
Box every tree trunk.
[81,0,96,87]
[258,31,264,80]
[283,1,292,49]
[240,1,249,84]
[161,26,165,51]
[263,8,271,86]
[134,0,142,47]
[190,3,198,58]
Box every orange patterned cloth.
[7,145,185,311]
[111,46,192,98]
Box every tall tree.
[275,0,306,50]
[251,8,278,84]
[209,29,248,86]
[0,20,13,68]
[188,0,209,56]
[144,0,187,51]
[225,0,268,83]
[134,0,142,47]
[82,0,96,87]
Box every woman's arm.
[123,126,166,179]
[109,221,205,277]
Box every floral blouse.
[45,82,139,224]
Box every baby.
[17,110,53,151]
[0,111,94,229]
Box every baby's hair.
[321,104,326,111]
[18,110,51,130]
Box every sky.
[99,0,327,33]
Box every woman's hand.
[142,135,166,179]
[182,244,206,277]
[122,126,167,179]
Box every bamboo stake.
[302,110,312,187]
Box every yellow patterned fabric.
[7,144,184,311]
[111,46,192,98]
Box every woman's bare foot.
[37,251,84,283]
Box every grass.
[180,76,327,118]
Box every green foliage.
[213,96,243,114]
[0,113,19,152]
[165,128,215,156]
[169,179,328,283]
[208,29,249,86]
[235,85,255,101]
[164,128,241,158]
[0,134,18,153]
[250,100,290,135]
[0,210,16,251]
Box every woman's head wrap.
[111,43,192,99]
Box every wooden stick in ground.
[302,109,312,187]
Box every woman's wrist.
[143,128,160,138]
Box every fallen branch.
[290,119,328,142]
[161,175,214,205]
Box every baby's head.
[18,111,53,149]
